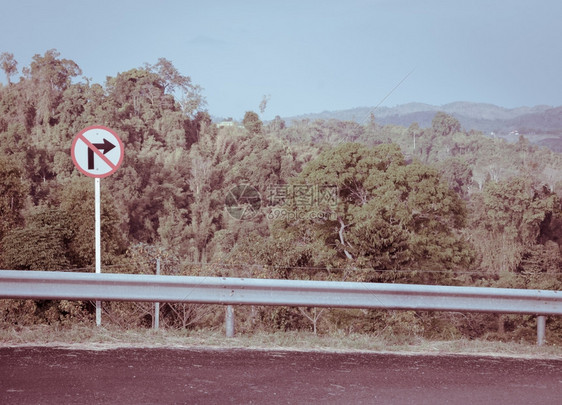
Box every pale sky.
[1,0,561,120]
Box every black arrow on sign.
[88,139,116,170]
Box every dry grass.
[1,323,561,359]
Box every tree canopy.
[0,49,560,292]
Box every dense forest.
[1,50,561,341]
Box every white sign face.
[71,126,124,178]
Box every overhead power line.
[362,66,417,124]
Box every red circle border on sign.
[71,125,124,178]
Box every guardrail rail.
[1,270,561,345]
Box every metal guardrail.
[1,270,561,314]
[1,270,561,344]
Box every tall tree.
[0,52,18,84]
[469,177,560,274]
[242,111,263,135]
[438,157,473,199]
[432,111,461,137]
[0,157,28,244]
[267,143,471,280]
[25,49,82,126]
[146,57,205,118]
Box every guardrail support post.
[537,315,546,346]
[153,258,161,330]
[226,305,235,338]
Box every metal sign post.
[95,177,101,325]
[71,126,124,326]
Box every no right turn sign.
[71,126,124,178]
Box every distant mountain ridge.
[283,102,562,140]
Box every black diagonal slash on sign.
[77,134,117,171]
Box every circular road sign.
[71,126,124,178]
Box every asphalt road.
[1,347,561,404]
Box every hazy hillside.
[284,102,561,142]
